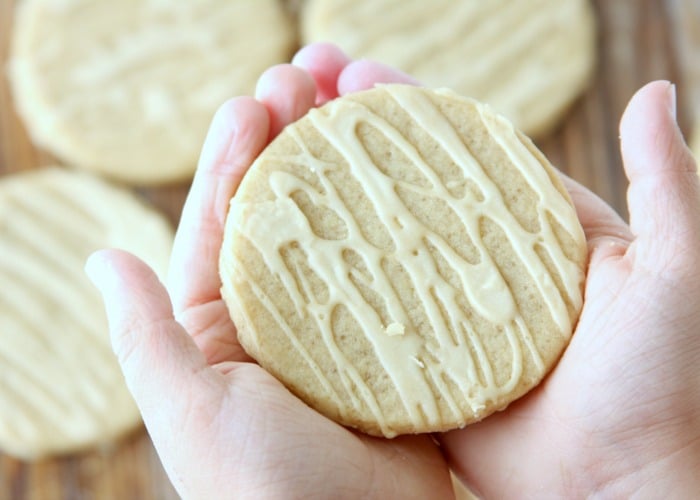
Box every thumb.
[85,249,222,448]
[620,81,700,267]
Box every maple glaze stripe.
[230,85,584,434]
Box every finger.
[619,81,700,266]
[85,249,222,430]
[255,63,317,140]
[168,97,269,313]
[337,59,421,96]
[177,299,254,366]
[559,174,632,266]
[292,43,352,105]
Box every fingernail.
[667,82,677,121]
[85,251,107,289]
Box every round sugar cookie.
[0,167,173,459]
[219,84,587,437]
[301,0,596,138]
[8,0,295,185]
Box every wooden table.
[1,0,698,498]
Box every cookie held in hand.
[219,84,587,437]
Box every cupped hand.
[86,45,451,499]
[87,43,700,498]
[440,81,700,497]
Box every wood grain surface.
[1,0,699,498]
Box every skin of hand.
[85,43,700,498]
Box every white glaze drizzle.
[226,85,585,435]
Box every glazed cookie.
[301,0,596,138]
[219,84,587,437]
[8,0,295,184]
[0,167,173,459]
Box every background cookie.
[8,0,295,184]
[301,0,596,138]
[0,167,173,459]
[219,84,587,437]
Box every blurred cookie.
[219,84,587,437]
[0,167,173,459]
[301,0,596,138]
[8,0,295,184]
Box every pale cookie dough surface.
[691,126,700,164]
[302,0,596,138]
[8,0,295,184]
[220,84,587,437]
[0,167,173,459]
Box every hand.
[86,44,451,499]
[440,79,700,497]
[86,43,700,498]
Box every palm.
[172,296,450,498]
[443,255,698,492]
